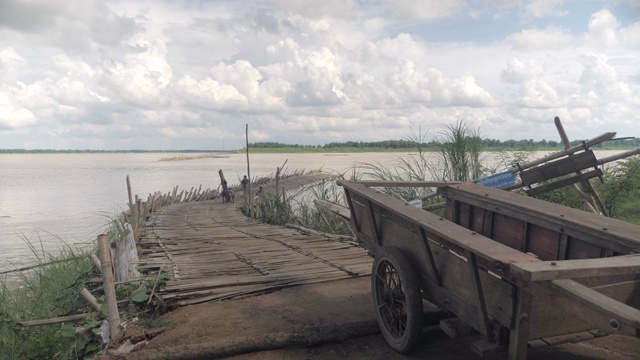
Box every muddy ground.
[114,276,639,360]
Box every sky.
[0,0,639,150]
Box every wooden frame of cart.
[338,179,640,360]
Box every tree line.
[249,137,640,150]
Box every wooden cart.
[337,179,640,360]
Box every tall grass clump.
[294,178,353,236]
[355,120,488,202]
[0,238,97,359]
[433,120,485,182]
[254,192,295,226]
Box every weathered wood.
[313,199,351,220]
[526,169,603,196]
[508,288,533,360]
[520,150,598,186]
[528,279,640,337]
[440,183,640,255]
[98,234,120,338]
[351,180,463,188]
[511,255,640,282]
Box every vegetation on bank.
[0,216,171,359]
[250,121,640,235]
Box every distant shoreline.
[0,145,637,154]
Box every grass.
[0,213,147,359]
[0,238,97,359]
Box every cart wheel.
[371,246,423,353]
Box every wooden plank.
[349,180,462,187]
[528,279,640,337]
[520,150,598,185]
[314,199,351,220]
[526,169,603,196]
[508,288,533,360]
[511,255,640,282]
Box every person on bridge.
[241,175,249,196]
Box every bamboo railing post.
[245,124,252,214]
[126,175,134,225]
[97,234,120,339]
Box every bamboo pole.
[16,314,89,327]
[126,175,134,221]
[245,123,252,213]
[80,288,101,311]
[98,234,120,339]
[89,253,101,269]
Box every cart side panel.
[492,213,526,252]
[567,238,603,259]
[348,192,377,249]
[428,240,516,329]
[445,194,609,261]
[526,225,561,261]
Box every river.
[0,150,624,275]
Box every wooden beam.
[348,180,463,188]
[526,169,603,196]
[313,199,351,220]
[534,279,640,337]
[511,255,640,282]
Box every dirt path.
[116,275,639,360]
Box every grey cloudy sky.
[0,0,639,150]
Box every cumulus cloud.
[588,9,621,48]
[0,1,639,148]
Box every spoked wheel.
[372,246,423,353]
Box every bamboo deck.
[139,200,372,306]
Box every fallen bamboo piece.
[284,223,356,242]
[16,313,89,327]
[89,253,101,269]
[147,263,167,306]
[80,288,102,311]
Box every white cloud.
[390,0,465,20]
[588,9,621,48]
[522,0,567,19]
[506,25,573,50]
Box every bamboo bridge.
[137,194,372,307]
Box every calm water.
[0,150,624,275]
[0,152,407,274]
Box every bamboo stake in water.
[98,234,120,339]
